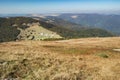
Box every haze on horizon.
[0,0,120,14]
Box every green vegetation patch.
[96,53,109,58]
[43,45,89,55]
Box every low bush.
[96,53,109,58]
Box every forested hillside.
[0,17,114,42]
[58,14,120,35]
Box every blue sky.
[0,0,120,14]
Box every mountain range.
[56,13,120,35]
[0,16,114,42]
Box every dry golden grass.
[0,37,120,80]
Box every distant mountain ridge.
[57,13,120,35]
[0,17,114,42]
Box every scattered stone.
[0,60,7,65]
[113,49,120,52]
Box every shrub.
[96,53,109,58]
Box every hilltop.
[0,37,120,80]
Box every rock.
[113,49,120,52]
[0,60,7,65]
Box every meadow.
[0,37,120,80]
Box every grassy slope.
[0,37,120,80]
[17,25,62,40]
[0,17,64,42]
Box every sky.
[0,0,120,14]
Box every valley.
[57,14,120,35]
